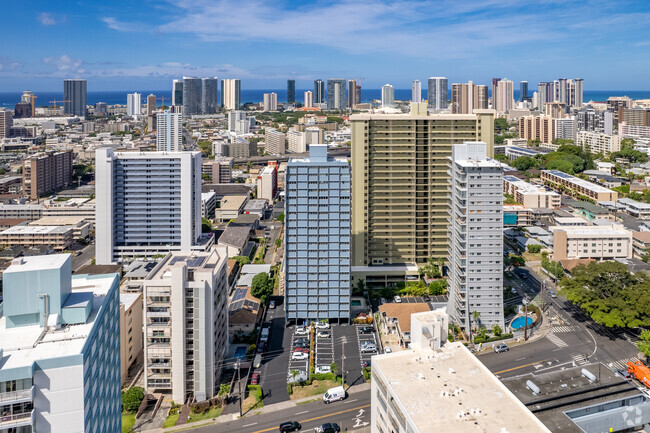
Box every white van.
[322,386,346,404]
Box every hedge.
[474,333,514,344]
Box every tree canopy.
[251,272,273,303]
[122,387,145,413]
[610,138,647,163]
[560,261,650,328]
[512,156,539,171]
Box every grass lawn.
[163,413,180,428]
[242,394,264,413]
[290,380,340,401]
[187,407,223,423]
[121,413,136,433]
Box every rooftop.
[373,341,550,433]
[0,272,116,370]
[120,292,141,311]
[550,223,631,237]
[0,225,72,235]
[544,170,614,194]
[29,216,87,226]
[378,303,431,333]
[146,249,225,281]
[219,195,248,211]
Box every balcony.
[0,388,32,405]
[0,411,33,429]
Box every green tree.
[512,156,538,171]
[638,330,650,358]
[275,238,281,248]
[508,254,526,267]
[492,324,502,337]
[330,362,339,375]
[122,387,145,413]
[494,154,509,163]
[527,244,542,254]
[494,118,509,132]
[218,384,230,397]
[276,212,285,223]
[504,194,518,205]
[201,217,212,233]
[233,255,251,266]
[428,279,447,296]
[251,272,273,303]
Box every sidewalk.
[163,382,372,432]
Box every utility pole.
[523,298,529,341]
[341,336,346,386]
[236,360,242,417]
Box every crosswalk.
[546,332,568,348]
[551,325,577,333]
[571,354,588,366]
[610,357,640,371]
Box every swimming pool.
[233,346,247,360]
[510,316,533,330]
[351,300,362,307]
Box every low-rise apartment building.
[552,223,632,261]
[0,224,73,250]
[214,195,248,222]
[42,197,96,223]
[617,197,650,219]
[632,231,650,260]
[503,175,561,209]
[541,170,618,202]
[577,131,621,155]
[503,205,533,227]
[29,216,92,239]
[0,203,43,221]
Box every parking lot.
[315,328,335,372]
[287,328,310,382]
[356,325,379,367]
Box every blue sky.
[1,0,650,91]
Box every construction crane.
[30,95,37,117]
[49,99,70,115]
[156,96,169,110]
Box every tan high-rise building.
[0,108,12,138]
[22,151,73,200]
[495,79,514,113]
[519,115,555,144]
[146,94,157,115]
[452,82,488,114]
[474,85,488,110]
[351,110,495,274]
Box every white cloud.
[43,55,85,74]
[37,12,64,26]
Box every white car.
[384,347,392,354]
[291,352,308,360]
[315,322,330,329]
[315,365,332,374]
[317,331,331,338]
[393,295,402,303]
[295,327,308,336]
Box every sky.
[1,0,650,91]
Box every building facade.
[518,115,555,144]
[577,131,621,155]
[541,169,618,202]
[350,111,495,270]
[304,91,313,108]
[314,80,325,104]
[447,142,504,331]
[143,249,229,403]
[182,77,202,116]
[22,150,73,200]
[256,165,277,202]
[221,79,241,111]
[63,79,87,117]
[411,80,421,103]
[263,93,278,111]
[503,175,561,209]
[201,77,219,114]
[0,254,121,433]
[0,108,13,138]
[95,149,207,264]
[285,145,351,323]
[265,128,286,154]
[327,79,347,110]
[348,79,358,108]
[427,77,448,110]
[156,110,183,152]
[552,224,632,261]
[127,92,141,116]
[120,293,143,384]
[172,79,183,107]
[381,84,394,108]
[287,79,295,104]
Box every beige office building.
[552,224,632,261]
[519,115,555,144]
[120,293,143,384]
[351,110,495,278]
[577,131,621,155]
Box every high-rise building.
[451,82,489,114]
[95,149,206,264]
[146,94,157,115]
[257,164,277,201]
[381,84,395,108]
[201,77,219,114]
[314,79,325,104]
[143,249,229,403]
[555,78,568,104]
[172,79,183,107]
[63,78,87,116]
[544,101,566,118]
[495,78,514,113]
[182,77,202,116]
[474,85,488,109]
[347,79,357,108]
[22,150,73,200]
[95,102,108,116]
[619,107,650,127]
[327,79,347,110]
[265,128,286,154]
[412,80,422,103]
[355,84,361,106]
[350,111,495,272]
[555,116,577,141]
[285,145,351,322]
[221,79,241,110]
[212,157,234,182]
[287,79,295,104]
[157,110,183,152]
[127,92,142,116]
[263,92,278,111]
[447,141,504,331]
[519,115,556,144]
[0,108,13,138]
[567,78,583,108]
[520,80,528,101]
[491,78,501,110]
[0,253,121,432]
[287,129,307,153]
[227,110,252,134]
[427,77,448,110]
[304,91,313,108]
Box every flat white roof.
[4,254,71,273]
[1,225,72,235]
[373,342,550,432]
[0,273,115,370]
[550,224,631,236]
[120,293,141,311]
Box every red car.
[293,347,309,354]
[251,373,260,385]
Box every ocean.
[1,89,649,109]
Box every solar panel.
[187,257,205,267]
[244,300,257,310]
[232,288,246,302]
[230,299,244,311]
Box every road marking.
[251,404,371,433]
[493,359,550,375]
[515,357,526,361]
[295,410,309,415]
[348,399,357,403]
[243,422,258,427]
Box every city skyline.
[2,1,650,91]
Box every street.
[71,244,95,271]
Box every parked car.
[279,421,302,432]
[251,373,260,385]
[295,327,308,336]
[256,342,265,353]
[494,343,509,353]
[393,295,402,303]
[293,348,309,354]
[361,343,377,353]
[315,423,341,433]
[317,331,331,338]
[315,365,332,374]
[315,322,330,329]
[287,370,308,383]
[616,369,632,379]
[269,300,276,309]
[359,326,374,334]
[363,360,371,368]
[292,352,309,360]
[384,347,392,354]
